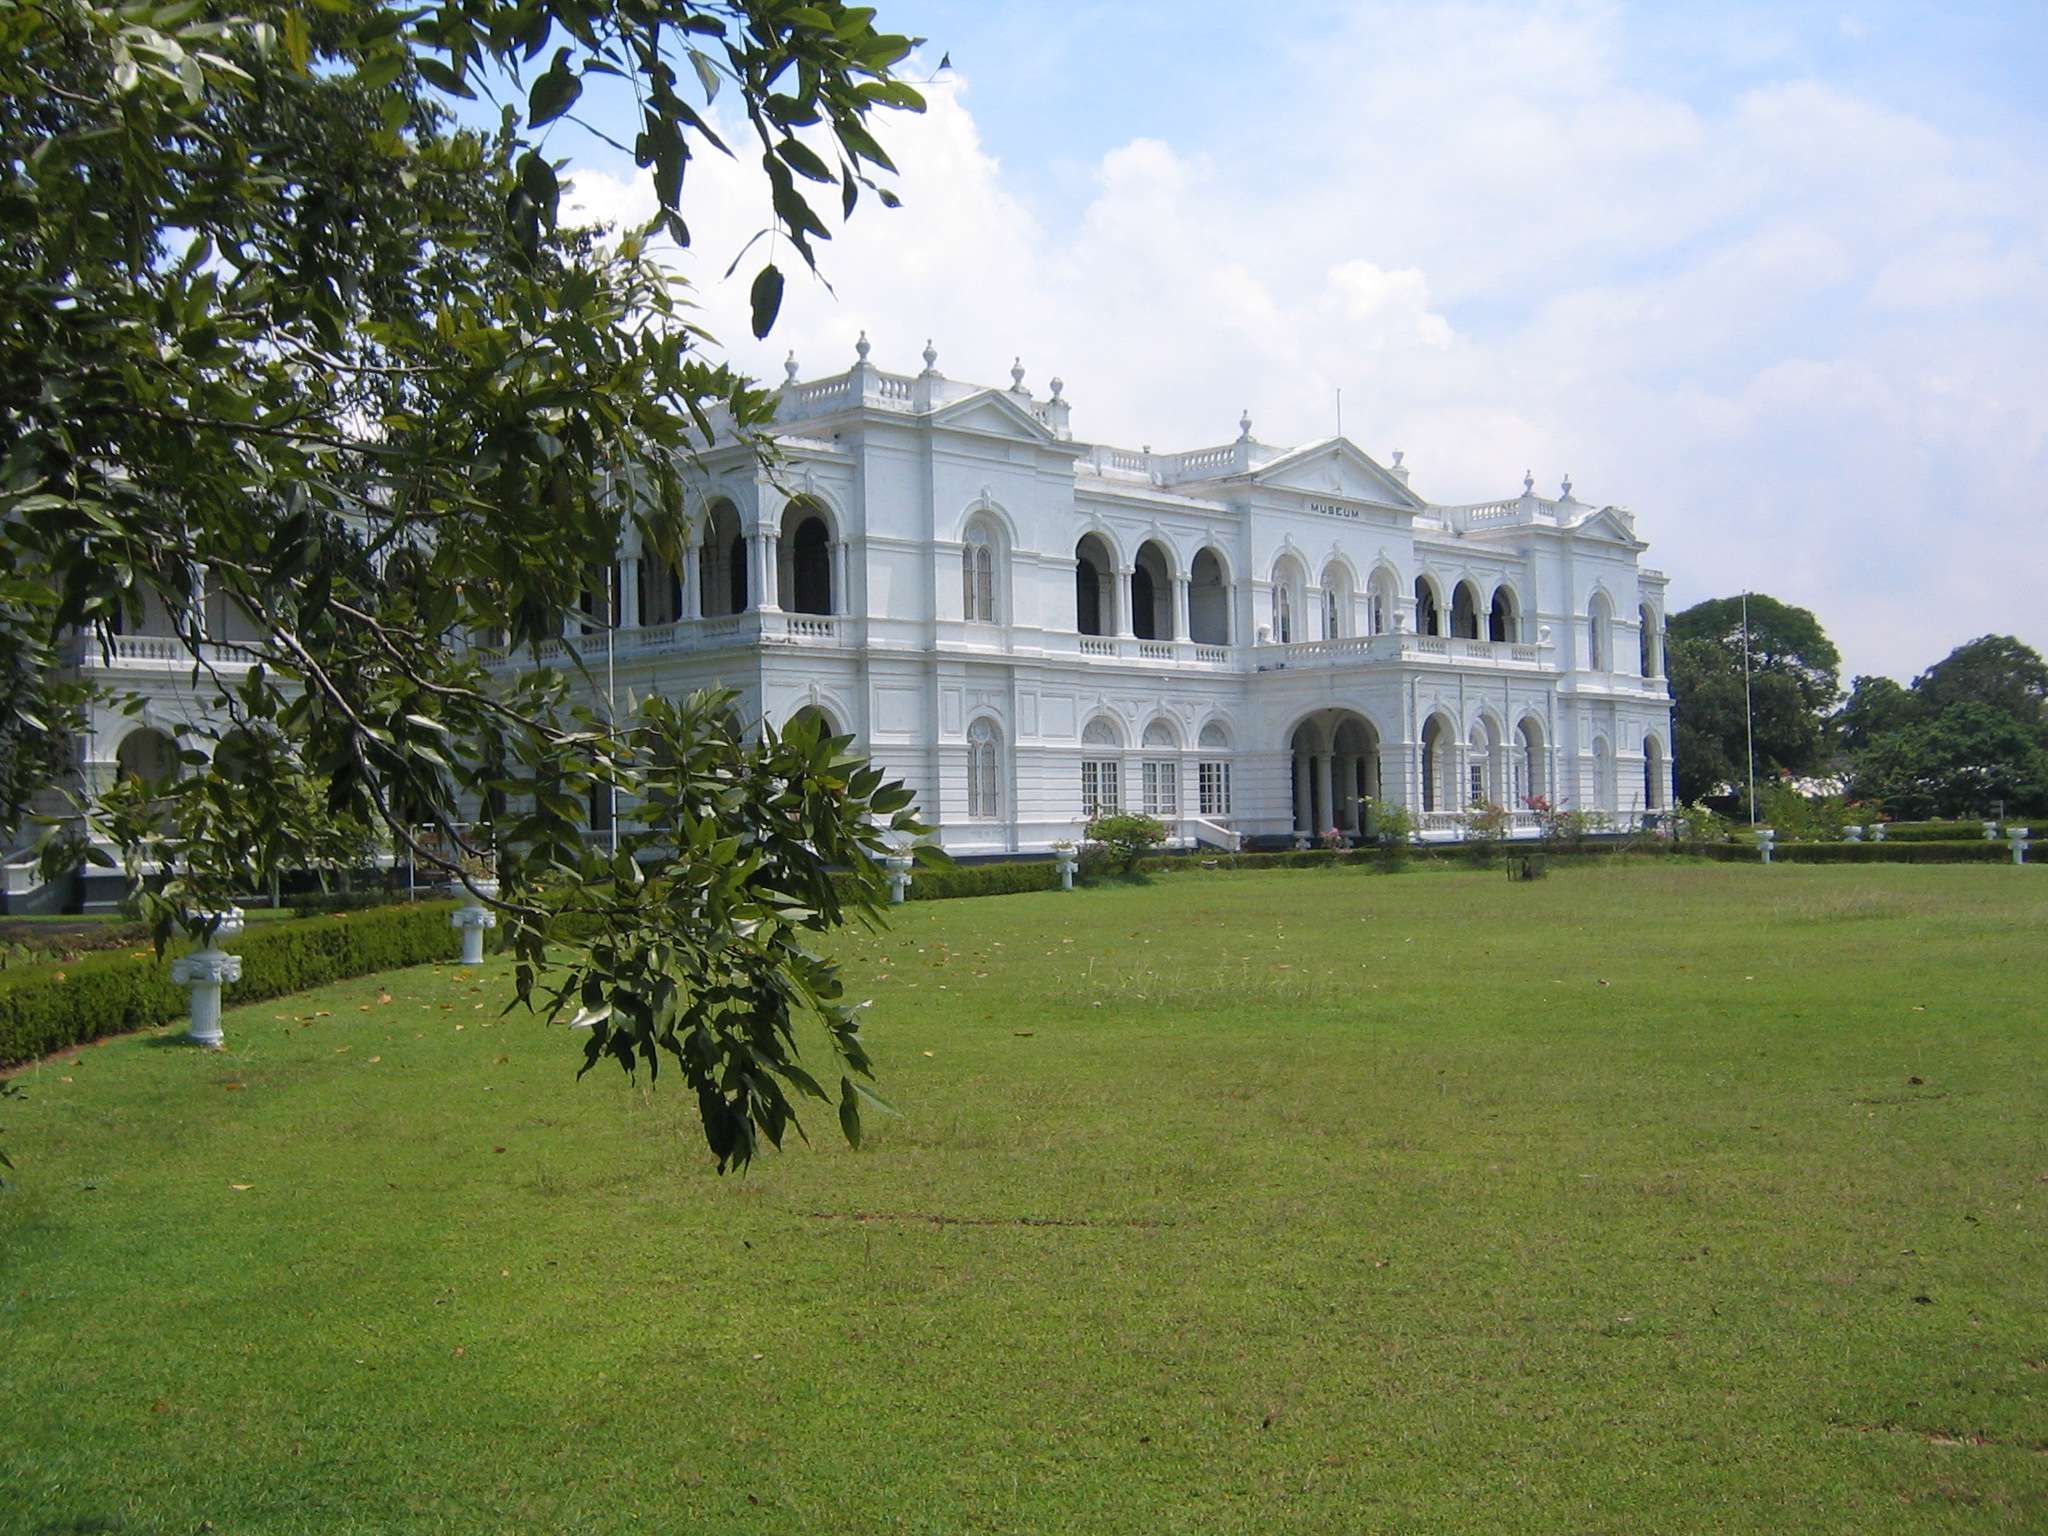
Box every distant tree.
[1846,702,2048,820]
[1833,674,1922,756]
[1667,595,1839,805]
[1911,636,2048,736]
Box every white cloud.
[563,8,2048,681]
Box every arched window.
[639,552,683,627]
[1189,548,1230,646]
[1587,591,1613,672]
[1639,603,1660,677]
[1271,555,1305,644]
[1419,715,1455,813]
[967,718,1001,820]
[1414,577,1441,636]
[1141,719,1179,817]
[1644,735,1667,811]
[1489,586,1518,643]
[1197,721,1232,817]
[1081,717,1121,816]
[962,516,998,623]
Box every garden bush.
[1698,840,2016,864]
[905,861,1062,902]
[0,902,460,1068]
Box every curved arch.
[1489,583,1521,643]
[961,510,1005,624]
[1514,714,1548,807]
[1419,709,1459,814]
[1189,547,1231,646]
[1074,532,1118,637]
[1132,538,1175,641]
[1414,573,1445,637]
[1450,579,1483,640]
[1318,557,1356,640]
[786,702,842,740]
[965,715,1003,821]
[1140,715,1181,750]
[1080,712,1125,749]
[1638,601,1662,677]
[115,725,179,783]
[699,498,748,617]
[949,495,1019,547]
[1270,551,1308,645]
[1643,731,1668,811]
[1365,563,1401,635]
[1586,587,1615,672]
[1197,718,1233,752]
[781,499,835,616]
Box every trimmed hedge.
[0,902,461,1069]
[907,860,1063,901]
[1698,840,2018,864]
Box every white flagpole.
[1742,590,1757,826]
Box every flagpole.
[1742,590,1756,826]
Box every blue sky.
[554,2,2048,684]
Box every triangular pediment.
[1247,438,1425,511]
[1569,505,1643,547]
[930,389,1059,444]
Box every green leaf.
[529,50,583,128]
[748,264,784,339]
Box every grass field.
[3,863,2044,1533]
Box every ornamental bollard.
[451,879,499,966]
[1871,823,1887,842]
[1756,828,1776,865]
[1844,824,1863,842]
[2009,827,2030,866]
[1984,820,2000,841]
[883,853,914,905]
[1055,851,1078,891]
[170,908,245,1049]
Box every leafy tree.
[1,0,931,1168]
[1846,702,2048,820]
[1668,595,1841,803]
[1833,674,1921,756]
[1912,636,2048,736]
[1083,813,1168,873]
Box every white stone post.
[1870,823,1887,842]
[884,853,914,904]
[1055,851,1077,890]
[1756,829,1776,864]
[1844,824,1863,843]
[2009,827,2029,865]
[171,909,245,1048]
[1983,820,2000,841]
[451,879,499,965]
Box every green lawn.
[3,864,2044,1533]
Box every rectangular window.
[1198,761,1232,817]
[1143,760,1178,817]
[1081,759,1120,816]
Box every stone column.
[1293,752,1312,836]
[756,533,779,610]
[451,880,499,965]
[1171,577,1190,642]
[1314,754,1335,838]
[617,557,640,630]
[831,539,849,617]
[680,541,698,619]
[1115,569,1135,638]
[171,909,245,1048]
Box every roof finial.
[854,330,871,362]
[1523,469,1535,495]
[1010,356,1027,393]
[921,338,938,372]
[783,350,799,383]
[1238,408,1253,442]
[1561,473,1573,500]
[1049,376,1065,402]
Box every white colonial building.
[13,336,1674,908]
[536,337,1673,854]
